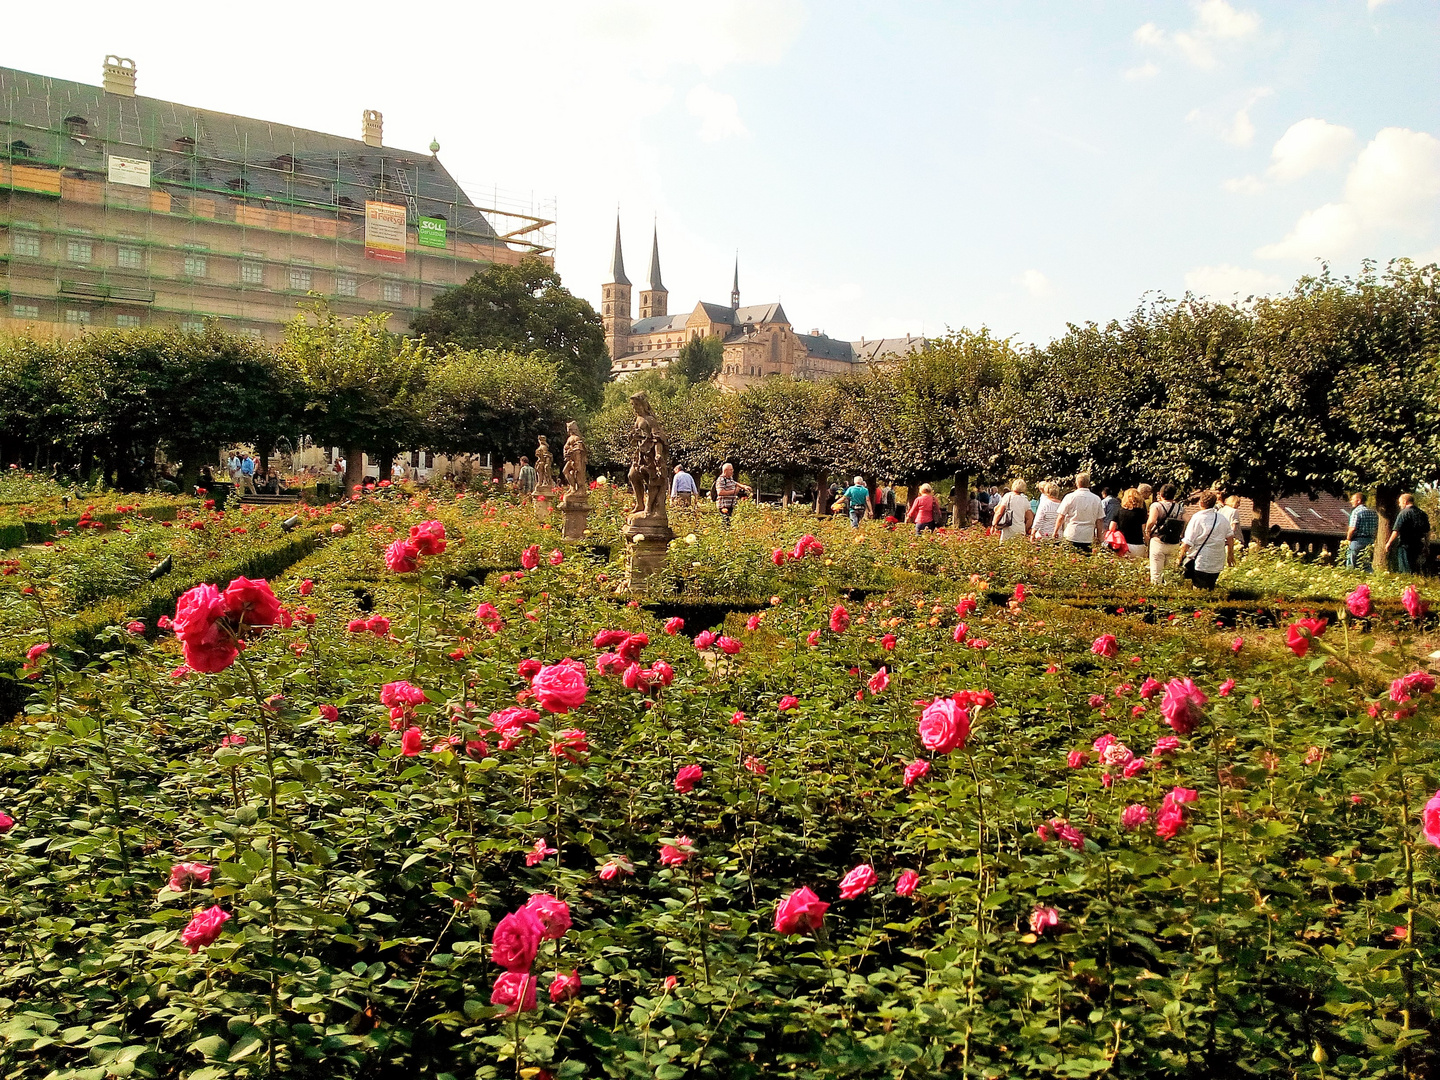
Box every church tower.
[730,256,740,309]
[601,216,632,363]
[638,224,668,320]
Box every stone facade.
[603,217,925,389]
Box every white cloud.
[1267,118,1356,181]
[1188,87,1271,146]
[1123,61,1160,81]
[1015,269,1053,297]
[1184,264,1285,298]
[1368,0,1394,10]
[687,84,748,142]
[1258,127,1440,259]
[1134,0,1260,69]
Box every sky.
[5,0,1438,346]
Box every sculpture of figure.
[562,421,588,500]
[534,436,554,491]
[627,391,669,519]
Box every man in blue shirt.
[670,464,698,508]
[844,476,873,528]
[1345,493,1378,571]
[237,453,256,495]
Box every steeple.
[608,215,630,287]
[638,222,668,321]
[647,224,665,291]
[730,255,740,310]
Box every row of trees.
[586,260,1439,551]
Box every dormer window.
[171,136,197,154]
[8,140,33,159]
[64,116,90,140]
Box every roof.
[631,313,688,334]
[796,332,855,362]
[617,346,681,363]
[608,217,629,285]
[854,336,927,363]
[646,226,664,291]
[0,63,498,239]
[1185,490,1353,537]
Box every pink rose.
[380,681,428,708]
[518,658,542,681]
[490,971,537,1014]
[524,893,572,940]
[717,635,742,655]
[1138,677,1161,700]
[550,729,589,761]
[952,622,969,644]
[169,862,212,891]
[1122,757,1146,778]
[1029,906,1059,935]
[778,695,799,712]
[1121,803,1151,830]
[346,619,367,633]
[475,602,503,633]
[180,905,231,952]
[1152,735,1180,756]
[1091,634,1119,659]
[549,549,564,565]
[1231,636,1244,653]
[1013,583,1028,603]
[838,864,877,900]
[881,633,896,650]
[1346,584,1373,619]
[222,576,281,628]
[674,765,704,793]
[866,668,890,694]
[1218,679,1235,697]
[1160,677,1207,735]
[492,907,543,971]
[599,856,634,881]
[0,811,13,834]
[532,662,589,714]
[1100,742,1133,768]
[695,630,717,650]
[366,615,391,636]
[1155,786,1199,840]
[173,584,238,673]
[1088,694,1106,709]
[25,642,51,661]
[1423,790,1440,848]
[593,629,628,649]
[520,544,540,570]
[663,617,684,635]
[1402,585,1427,619]
[125,620,145,635]
[774,886,829,935]
[955,597,977,617]
[330,523,346,535]
[385,538,421,574]
[902,760,931,789]
[1067,750,1089,768]
[651,660,675,686]
[829,604,850,633]
[659,835,692,867]
[805,629,822,647]
[549,970,582,1003]
[526,837,557,866]
[157,615,173,630]
[298,579,314,596]
[917,698,970,754]
[400,727,424,756]
[894,870,919,897]
[408,520,447,556]
[596,652,628,677]
[744,755,766,774]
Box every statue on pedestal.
[626,392,669,523]
[534,435,554,492]
[561,422,588,504]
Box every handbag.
[993,495,1014,531]
[1105,523,1129,556]
[1182,512,1220,578]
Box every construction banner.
[364,201,407,263]
[418,216,447,249]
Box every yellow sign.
[364,201,407,263]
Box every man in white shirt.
[1177,490,1230,589]
[993,480,1034,542]
[1055,472,1105,553]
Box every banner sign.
[418,217,447,249]
[364,201,407,263]
[107,155,151,187]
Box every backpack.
[1157,501,1184,545]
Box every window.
[116,314,141,329]
[181,320,205,334]
[67,239,93,263]
[65,308,91,324]
[117,245,143,269]
[11,303,39,319]
[335,274,357,297]
[382,281,404,303]
[241,261,264,285]
[183,255,207,277]
[11,233,40,257]
[289,268,312,291]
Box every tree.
[409,257,609,410]
[279,305,429,493]
[422,347,579,464]
[670,335,723,384]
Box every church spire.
[730,254,739,309]
[608,214,630,286]
[647,223,665,291]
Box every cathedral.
[602,218,924,390]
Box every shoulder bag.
[1182,512,1220,579]
[1157,501,1185,545]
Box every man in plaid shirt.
[1345,493,1378,571]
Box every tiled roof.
[1185,490,1352,536]
[631,313,688,334]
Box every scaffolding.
[0,61,556,341]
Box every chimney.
[103,55,137,97]
[362,110,383,147]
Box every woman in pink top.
[905,483,940,535]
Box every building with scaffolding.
[0,57,554,340]
[602,216,925,390]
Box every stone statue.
[534,435,554,491]
[627,391,669,521]
[561,421,587,502]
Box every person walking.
[1386,493,1431,573]
[1031,482,1063,540]
[516,456,537,496]
[714,462,751,528]
[843,476,873,528]
[1111,488,1148,556]
[1177,490,1230,589]
[905,483,940,534]
[1144,483,1185,584]
[1345,492,1378,571]
[1055,472,1105,553]
[1100,487,1120,533]
[992,479,1033,542]
[670,464,698,509]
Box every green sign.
[418,217,448,249]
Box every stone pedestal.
[623,515,674,592]
[561,496,590,540]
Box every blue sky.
[6,1,1438,344]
